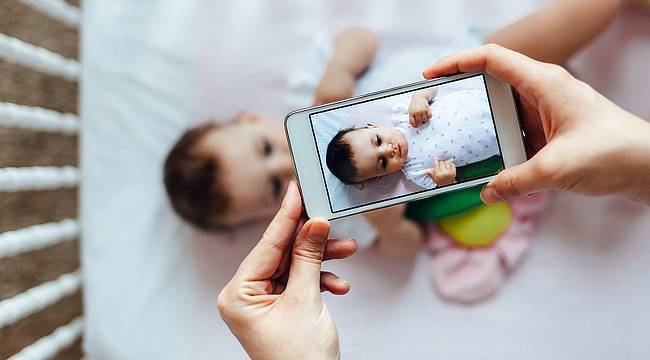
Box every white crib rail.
[1,0,84,357]
[7,317,83,360]
[0,102,79,134]
[18,0,81,28]
[0,166,79,192]
[0,33,79,80]
[0,271,81,328]
[0,219,79,259]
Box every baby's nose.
[270,156,294,179]
[387,143,397,157]
[277,157,295,178]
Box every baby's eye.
[271,176,282,199]
[263,138,273,156]
[376,135,382,146]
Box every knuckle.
[501,172,523,198]
[293,237,325,265]
[483,43,503,57]
[545,64,571,83]
[216,289,232,318]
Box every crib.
[0,0,82,358]
[3,0,650,359]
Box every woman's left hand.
[217,181,357,360]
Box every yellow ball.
[438,203,512,247]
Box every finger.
[515,92,547,153]
[422,44,545,102]
[480,156,551,204]
[320,271,351,295]
[324,239,358,261]
[447,160,454,171]
[236,181,302,281]
[427,110,432,119]
[435,160,442,174]
[271,247,291,279]
[286,218,330,295]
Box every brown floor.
[0,0,82,358]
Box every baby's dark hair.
[163,122,231,231]
[326,128,360,184]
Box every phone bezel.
[285,72,526,220]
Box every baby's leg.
[484,0,627,65]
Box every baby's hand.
[408,96,432,127]
[314,65,356,105]
[426,160,456,186]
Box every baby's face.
[201,112,294,226]
[345,125,409,182]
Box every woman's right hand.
[423,44,650,204]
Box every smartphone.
[285,72,526,220]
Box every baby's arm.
[426,160,456,186]
[364,204,423,258]
[314,27,378,105]
[408,87,438,127]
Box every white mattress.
[81,1,650,359]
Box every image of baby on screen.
[313,75,504,212]
[326,86,501,189]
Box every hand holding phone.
[285,73,526,220]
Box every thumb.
[286,218,330,295]
[481,159,547,204]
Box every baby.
[326,86,500,189]
[164,0,643,259]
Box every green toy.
[406,155,503,221]
[405,155,510,246]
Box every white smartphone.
[285,72,526,220]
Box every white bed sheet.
[81,0,650,359]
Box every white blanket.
[81,0,650,358]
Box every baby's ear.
[365,123,377,129]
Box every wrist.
[614,114,650,203]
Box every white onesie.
[392,89,501,189]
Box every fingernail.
[307,221,327,242]
[481,186,503,204]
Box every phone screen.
[309,74,504,213]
